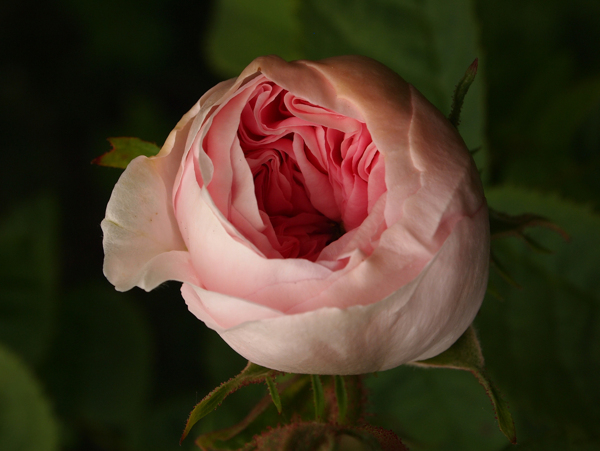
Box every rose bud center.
[237,81,384,261]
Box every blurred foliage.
[0,343,59,451]
[1,0,599,449]
[478,0,600,200]
[481,187,600,449]
[0,194,59,366]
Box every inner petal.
[232,80,385,261]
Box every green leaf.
[334,375,348,424]
[449,58,479,127]
[0,343,59,451]
[265,376,282,414]
[181,361,276,443]
[414,326,516,444]
[92,137,160,169]
[206,0,304,77]
[311,374,325,422]
[0,194,59,366]
[481,186,600,444]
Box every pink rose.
[102,56,489,375]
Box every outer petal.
[174,150,334,310]
[182,203,489,374]
[255,55,482,235]
[102,104,201,291]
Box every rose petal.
[181,283,283,330]
[104,55,489,376]
[102,103,201,291]
[399,84,484,251]
[184,204,488,374]
[175,152,334,310]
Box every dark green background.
[1,0,599,450]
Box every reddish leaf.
[91,137,160,169]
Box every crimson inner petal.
[236,82,379,261]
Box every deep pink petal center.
[226,81,386,261]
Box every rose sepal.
[184,365,404,450]
[180,362,281,443]
[412,325,517,444]
[488,207,570,296]
[449,58,478,128]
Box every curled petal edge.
[102,102,202,292]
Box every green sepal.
[489,207,569,291]
[334,375,348,424]
[180,361,277,444]
[489,207,569,245]
[194,375,366,449]
[91,137,160,169]
[469,146,482,155]
[485,280,505,301]
[195,375,311,450]
[490,251,522,289]
[413,326,517,444]
[448,58,478,128]
[265,376,282,414]
[311,375,325,421]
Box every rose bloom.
[102,56,489,375]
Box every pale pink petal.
[290,133,340,220]
[397,85,484,252]
[194,204,489,375]
[102,103,200,291]
[174,153,333,310]
[367,153,386,213]
[181,283,283,330]
[202,88,255,216]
